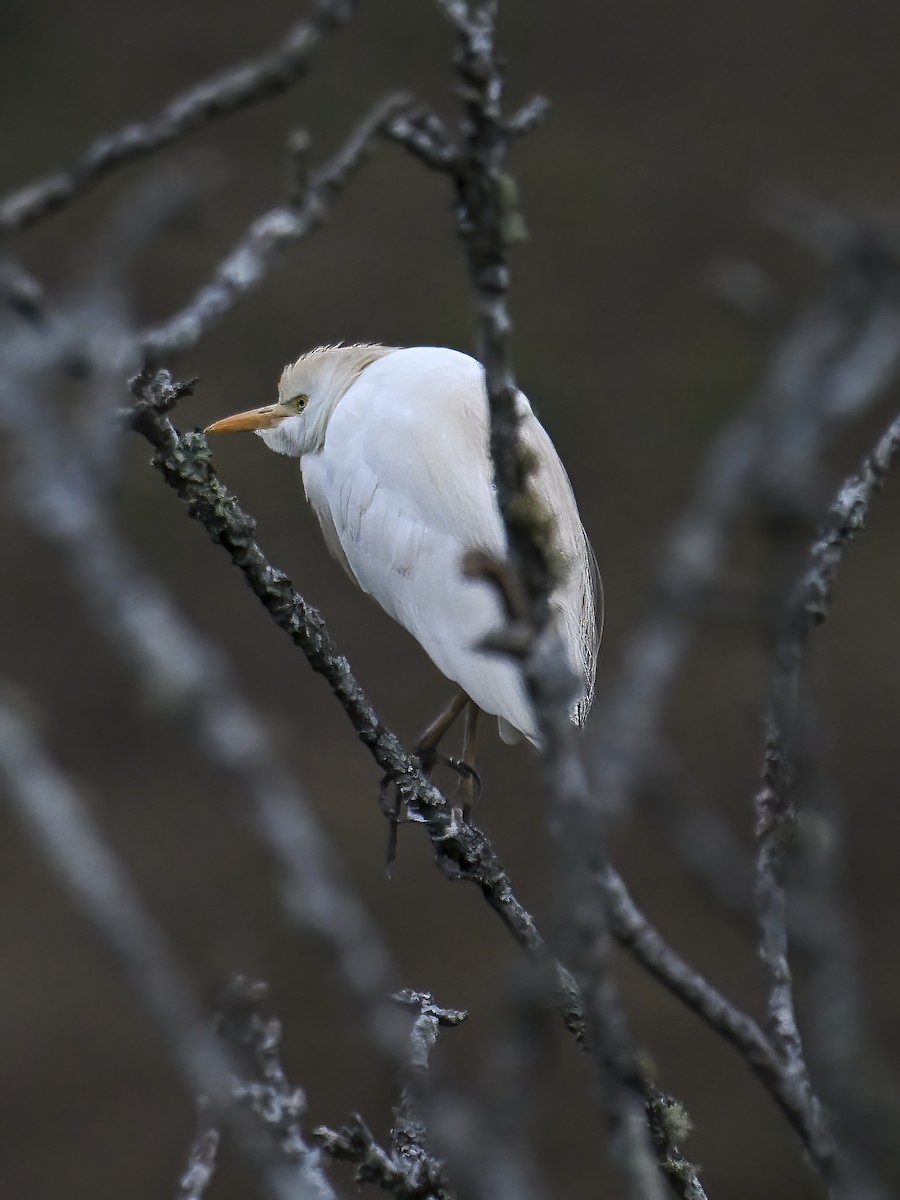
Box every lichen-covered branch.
[318,1115,447,1200]
[0,0,359,237]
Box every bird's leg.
[456,701,481,821]
[417,691,482,817]
[415,689,469,774]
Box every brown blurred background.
[1,1,899,1197]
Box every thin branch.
[140,94,409,362]
[0,0,359,237]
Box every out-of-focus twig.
[139,94,409,362]
[0,0,359,237]
[177,1124,220,1200]
[216,979,328,1172]
[0,259,47,324]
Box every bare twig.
[0,0,359,237]
[316,992,466,1199]
[770,409,900,728]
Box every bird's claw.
[444,757,483,805]
[415,749,482,800]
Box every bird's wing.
[519,411,602,725]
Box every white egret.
[206,344,600,792]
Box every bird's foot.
[416,749,482,823]
[379,754,483,875]
[416,748,482,801]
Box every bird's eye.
[286,393,308,413]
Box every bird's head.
[205,343,396,457]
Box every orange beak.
[205,403,290,434]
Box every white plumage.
[206,344,600,745]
